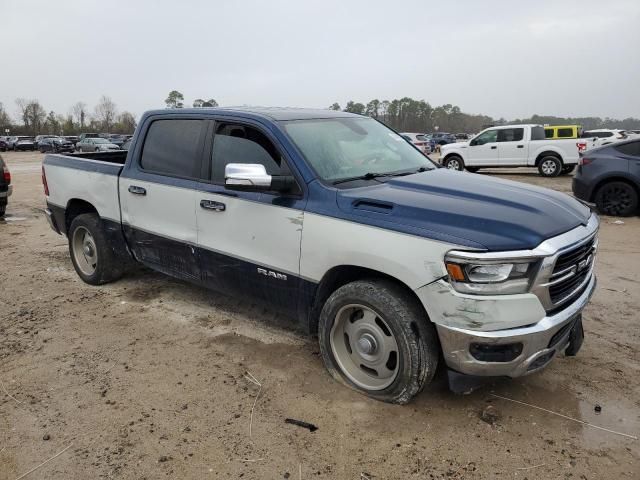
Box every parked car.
[454,133,469,140]
[63,135,80,145]
[572,139,640,216]
[38,137,75,154]
[399,132,432,154]
[43,107,598,402]
[13,136,36,151]
[0,138,8,152]
[75,137,121,152]
[0,153,12,217]
[441,124,582,176]
[34,135,59,149]
[107,135,128,147]
[430,132,457,146]
[121,138,132,151]
[78,133,100,142]
[544,125,582,140]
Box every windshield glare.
[282,118,435,183]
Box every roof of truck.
[145,107,359,121]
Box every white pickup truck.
[42,108,598,403]
[440,124,582,177]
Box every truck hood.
[441,142,468,151]
[335,169,591,251]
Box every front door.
[467,129,499,165]
[119,117,208,282]
[195,120,305,315]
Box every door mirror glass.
[225,163,272,190]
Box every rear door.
[496,127,526,165]
[119,116,208,282]
[615,141,640,181]
[466,129,498,165]
[195,118,306,315]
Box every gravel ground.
[0,151,638,479]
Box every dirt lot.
[1,151,638,479]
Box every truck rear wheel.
[538,156,562,177]
[68,213,124,285]
[318,279,439,404]
[443,155,464,171]
[561,165,576,175]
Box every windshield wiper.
[332,166,431,185]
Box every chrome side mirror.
[225,163,272,190]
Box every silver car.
[76,138,121,152]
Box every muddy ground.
[0,151,638,479]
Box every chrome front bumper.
[436,273,596,377]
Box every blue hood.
[335,169,591,251]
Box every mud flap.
[565,315,584,357]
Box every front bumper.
[434,274,596,377]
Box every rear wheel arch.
[534,150,563,167]
[307,265,431,335]
[64,199,99,235]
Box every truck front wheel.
[68,213,124,285]
[538,156,562,177]
[318,279,439,404]
[443,155,464,171]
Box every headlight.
[444,254,539,295]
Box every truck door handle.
[200,199,226,212]
[128,185,146,195]
[517,145,524,148]
[490,146,497,149]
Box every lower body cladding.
[416,275,595,391]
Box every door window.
[497,128,524,142]
[211,123,283,183]
[473,129,498,145]
[545,128,554,139]
[614,141,640,157]
[140,119,205,178]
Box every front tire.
[443,155,465,171]
[68,213,124,285]
[538,156,562,177]
[318,279,439,404]
[594,181,638,217]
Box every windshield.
[282,117,435,183]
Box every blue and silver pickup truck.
[42,107,598,403]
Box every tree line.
[0,96,137,136]
[330,98,640,133]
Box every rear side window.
[211,123,282,183]
[557,128,574,138]
[497,128,524,142]
[545,128,554,138]
[530,126,546,140]
[614,141,640,157]
[140,119,205,178]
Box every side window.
[497,128,524,142]
[545,128,554,139]
[614,141,640,157]
[140,119,205,178]
[557,128,574,138]
[473,129,498,145]
[211,123,282,183]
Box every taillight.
[576,142,587,152]
[42,165,49,196]
[579,157,593,166]
[2,165,9,184]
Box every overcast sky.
[1,0,639,121]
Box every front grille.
[548,236,596,305]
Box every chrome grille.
[547,236,596,306]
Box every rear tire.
[443,155,465,171]
[318,279,439,404]
[466,167,480,173]
[68,213,124,285]
[0,204,6,218]
[561,165,576,175]
[594,181,638,217]
[538,156,562,177]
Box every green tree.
[329,102,341,111]
[165,90,184,108]
[344,101,365,115]
[365,99,380,118]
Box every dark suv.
[0,154,12,217]
[573,139,640,216]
